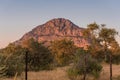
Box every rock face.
[16,18,90,48]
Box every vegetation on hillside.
[22,38,53,71]
[0,44,25,77]
[67,48,102,80]
[49,39,77,66]
[0,22,120,80]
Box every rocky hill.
[15,18,90,48]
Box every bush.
[0,46,25,77]
[105,54,120,64]
[49,39,76,66]
[0,44,26,77]
[0,53,6,65]
[23,38,53,71]
[67,48,102,80]
[5,52,25,77]
[93,50,105,62]
[27,47,53,71]
[67,68,82,80]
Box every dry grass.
[99,63,120,80]
[27,66,70,80]
[1,64,120,80]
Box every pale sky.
[0,0,120,48]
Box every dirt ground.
[1,63,120,80]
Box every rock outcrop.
[15,18,90,48]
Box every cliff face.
[16,18,90,47]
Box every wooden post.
[110,54,112,80]
[25,50,28,80]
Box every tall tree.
[99,26,118,80]
[83,22,101,56]
[22,38,53,71]
[81,23,100,80]
[83,23,120,80]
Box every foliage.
[0,53,6,65]
[99,28,118,42]
[49,39,76,66]
[83,23,120,63]
[83,23,102,57]
[67,48,102,80]
[105,53,120,64]
[0,38,54,77]
[23,38,53,71]
[0,44,25,77]
[112,54,120,64]
[4,52,24,77]
[67,68,82,80]
[97,25,119,80]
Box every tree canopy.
[49,39,77,66]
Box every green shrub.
[27,47,53,71]
[67,48,102,80]
[0,44,25,77]
[0,52,25,77]
[5,52,24,77]
[24,39,53,71]
[67,68,82,80]
[0,53,6,65]
[49,39,76,66]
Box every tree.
[99,26,119,80]
[0,44,25,77]
[49,39,76,66]
[2,43,19,55]
[83,23,120,80]
[82,22,102,56]
[67,48,102,80]
[22,38,53,71]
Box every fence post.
[25,50,28,80]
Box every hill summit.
[16,18,89,47]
